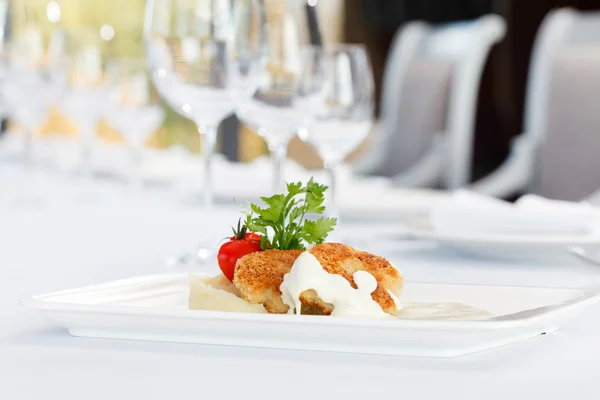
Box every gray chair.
[354,15,506,190]
[471,9,600,201]
[537,48,600,201]
[366,57,452,179]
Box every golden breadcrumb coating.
[233,249,302,313]
[233,243,403,315]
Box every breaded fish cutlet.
[233,243,403,315]
[232,249,302,313]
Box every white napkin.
[430,190,600,236]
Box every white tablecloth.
[2,159,600,400]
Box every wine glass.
[0,0,10,143]
[59,28,113,186]
[300,45,375,224]
[144,0,263,265]
[105,58,165,192]
[0,12,66,169]
[0,51,61,168]
[235,3,314,193]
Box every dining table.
[2,154,600,400]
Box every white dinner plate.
[23,273,600,357]
[406,224,600,263]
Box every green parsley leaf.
[259,235,269,250]
[301,217,337,245]
[244,178,337,250]
[258,194,285,221]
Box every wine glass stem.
[22,128,34,170]
[270,142,287,193]
[80,122,96,184]
[324,160,340,222]
[198,124,218,209]
[131,139,144,192]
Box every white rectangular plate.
[22,274,600,357]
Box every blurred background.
[2,0,600,199]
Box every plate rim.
[407,226,600,246]
[21,273,600,331]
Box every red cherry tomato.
[218,232,262,282]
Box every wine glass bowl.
[148,38,234,128]
[0,40,66,167]
[0,60,58,131]
[145,0,263,207]
[301,44,375,220]
[105,58,165,190]
[58,29,114,180]
[144,0,263,267]
[235,7,315,193]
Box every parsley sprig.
[244,178,337,250]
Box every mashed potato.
[188,274,268,314]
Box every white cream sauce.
[279,251,490,321]
[386,289,402,310]
[280,251,390,318]
[396,302,490,320]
